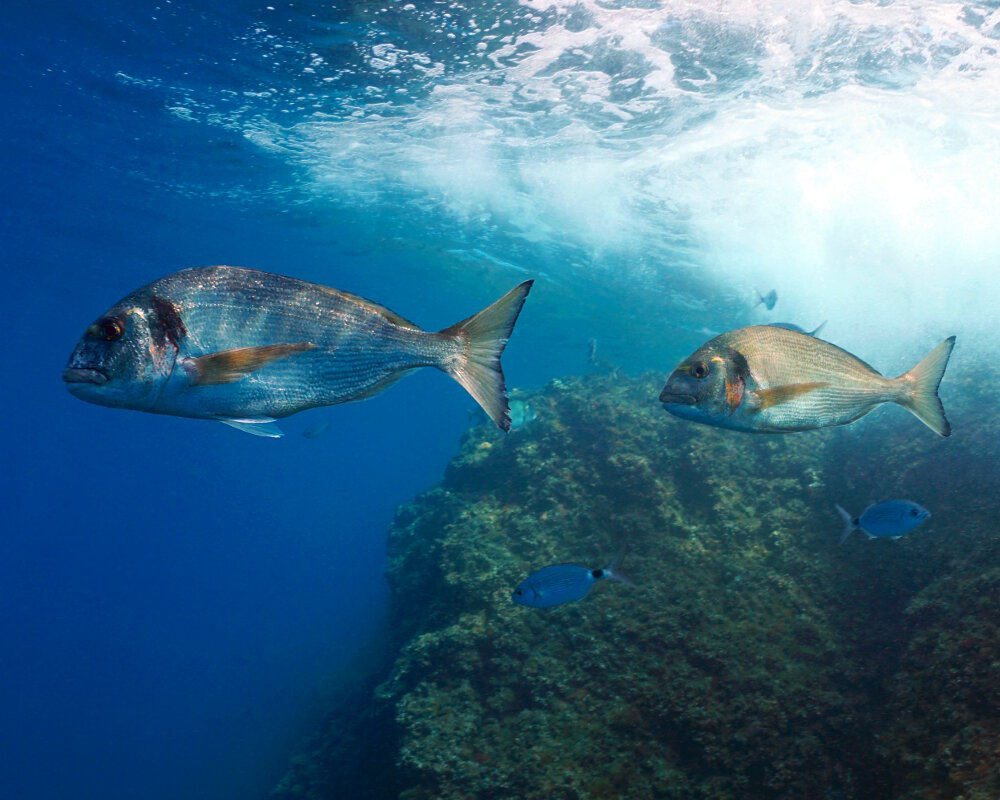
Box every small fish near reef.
[63,266,532,436]
[659,326,955,436]
[836,500,930,544]
[512,554,631,609]
[754,288,778,310]
[508,399,537,431]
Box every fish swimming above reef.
[769,321,827,337]
[512,554,631,609]
[63,266,532,436]
[836,500,930,544]
[659,326,955,436]
[754,288,778,310]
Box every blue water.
[3,1,1000,798]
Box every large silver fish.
[63,266,532,436]
[659,325,955,436]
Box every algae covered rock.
[376,373,871,799]
[275,368,1000,800]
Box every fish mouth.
[659,389,697,406]
[62,367,109,386]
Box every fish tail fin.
[836,503,856,545]
[439,280,533,431]
[894,336,955,437]
[604,550,634,586]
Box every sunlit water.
[2,1,998,798]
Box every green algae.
[274,368,1000,800]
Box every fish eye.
[910,508,920,517]
[691,361,709,379]
[95,317,124,342]
[514,588,523,596]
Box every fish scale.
[717,327,898,430]
[154,268,444,420]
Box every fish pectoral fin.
[754,382,829,410]
[182,343,317,386]
[219,417,284,438]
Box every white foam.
[139,1,1000,360]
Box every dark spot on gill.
[150,295,186,349]
[727,347,751,383]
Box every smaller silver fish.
[660,326,955,437]
[512,554,631,609]
[836,500,930,544]
[754,288,778,310]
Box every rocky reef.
[274,369,999,800]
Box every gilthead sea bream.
[63,266,532,436]
[660,325,955,437]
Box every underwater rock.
[275,368,1000,800]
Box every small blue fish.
[512,555,630,609]
[769,321,826,337]
[754,288,778,310]
[836,500,930,544]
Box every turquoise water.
[2,1,998,798]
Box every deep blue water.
[3,1,1000,798]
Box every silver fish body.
[660,325,955,436]
[64,266,532,434]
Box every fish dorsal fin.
[315,286,421,330]
[182,343,316,386]
[756,381,828,409]
[219,417,284,438]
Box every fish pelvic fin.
[755,381,828,410]
[183,343,317,386]
[219,417,284,438]
[836,503,856,545]
[894,336,955,437]
[439,280,533,432]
